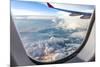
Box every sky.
[11,0,95,16]
[12,0,95,5]
[11,0,58,16]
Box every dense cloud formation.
[26,36,80,62]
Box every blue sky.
[11,0,95,16]
[11,0,58,15]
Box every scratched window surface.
[11,0,95,62]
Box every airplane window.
[11,0,95,63]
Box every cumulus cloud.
[56,11,91,30]
[26,36,80,62]
[70,31,87,38]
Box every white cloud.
[70,31,87,38]
[56,11,91,30]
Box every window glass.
[11,0,95,62]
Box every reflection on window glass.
[11,1,95,62]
